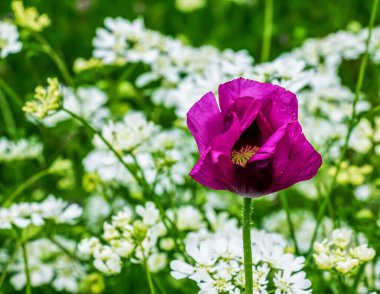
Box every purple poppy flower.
[187,78,322,197]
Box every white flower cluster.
[94,111,158,152]
[0,137,43,162]
[78,201,168,275]
[171,213,312,294]
[167,205,204,232]
[0,21,22,58]
[42,86,110,129]
[313,228,376,274]
[0,195,82,229]
[92,17,254,117]
[93,18,159,65]
[263,209,333,253]
[265,27,380,158]
[9,237,84,292]
[83,111,196,194]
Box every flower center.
[230,145,259,167]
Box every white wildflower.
[0,21,22,58]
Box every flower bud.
[331,228,352,248]
[133,220,147,242]
[314,253,334,270]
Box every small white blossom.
[0,137,43,162]
[0,195,82,230]
[313,228,375,275]
[273,270,312,294]
[0,21,22,58]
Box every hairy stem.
[242,197,253,294]
[306,0,379,264]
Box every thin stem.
[144,261,155,294]
[242,197,253,294]
[280,191,300,254]
[152,276,168,294]
[351,265,365,293]
[47,235,78,261]
[3,169,51,207]
[261,0,273,62]
[306,0,379,264]
[32,33,74,86]
[0,241,20,289]
[21,240,32,294]
[61,108,142,187]
[0,90,17,137]
[0,77,23,107]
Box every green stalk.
[242,197,253,294]
[261,0,273,62]
[32,33,74,86]
[21,240,32,294]
[0,90,17,137]
[61,108,142,187]
[145,263,155,294]
[0,77,23,107]
[306,0,379,264]
[153,275,168,294]
[0,241,20,289]
[280,191,300,254]
[3,168,51,207]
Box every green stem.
[32,33,74,86]
[144,261,155,294]
[261,0,273,62]
[47,235,78,261]
[61,108,142,187]
[351,265,365,293]
[280,191,300,254]
[0,77,23,107]
[0,90,17,137]
[0,241,20,289]
[21,240,32,294]
[3,168,51,207]
[306,0,379,265]
[152,275,168,294]
[242,197,253,294]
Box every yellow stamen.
[231,145,259,167]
